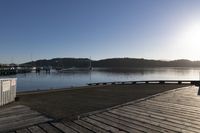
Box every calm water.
[3,67,200,92]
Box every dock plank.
[74,120,109,133]
[133,103,200,122]
[0,116,51,132]
[39,123,62,133]
[0,105,52,132]
[108,109,178,133]
[82,117,126,133]
[127,105,200,127]
[16,129,30,133]
[102,112,173,133]
[63,121,93,133]
[120,106,200,133]
[117,107,197,133]
[89,115,143,133]
[96,113,160,133]
[28,126,46,133]
[51,122,78,133]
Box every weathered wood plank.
[89,115,143,133]
[82,117,126,133]
[151,97,200,107]
[144,99,200,112]
[137,100,200,114]
[0,109,35,120]
[63,121,93,133]
[0,112,41,125]
[39,123,62,133]
[109,109,179,133]
[28,126,46,133]
[16,129,30,133]
[74,120,109,133]
[96,113,160,133]
[123,106,200,132]
[0,116,51,132]
[102,112,173,133]
[117,108,199,133]
[135,102,200,119]
[0,105,28,111]
[51,122,77,133]
[132,104,200,122]
[0,106,30,116]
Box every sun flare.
[175,22,200,60]
[183,24,200,46]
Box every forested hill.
[21,58,200,68]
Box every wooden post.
[198,86,200,95]
[159,81,165,84]
[131,82,136,84]
[111,82,116,85]
[197,81,200,95]
[198,73,200,95]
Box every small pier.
[0,67,32,76]
[36,67,51,73]
[88,80,200,86]
[0,69,16,76]
[6,86,200,132]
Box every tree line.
[20,58,200,68]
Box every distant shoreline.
[19,58,200,68]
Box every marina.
[0,69,17,76]
[0,0,200,132]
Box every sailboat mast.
[89,56,92,70]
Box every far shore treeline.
[17,58,200,68]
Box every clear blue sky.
[1,0,200,64]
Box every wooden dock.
[88,80,200,86]
[5,86,200,133]
[0,105,52,133]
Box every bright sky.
[0,0,200,64]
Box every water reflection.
[1,67,200,92]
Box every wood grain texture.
[0,105,52,132]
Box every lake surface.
[2,67,200,92]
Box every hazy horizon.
[1,0,200,63]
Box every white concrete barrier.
[0,78,16,106]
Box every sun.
[175,22,200,60]
[183,23,200,47]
